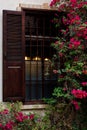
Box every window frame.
[3,8,58,104]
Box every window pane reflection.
[44,60,51,80]
[25,61,30,80]
[25,59,42,100]
[25,60,42,80]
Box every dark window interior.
[25,10,58,102]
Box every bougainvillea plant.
[0,102,53,130]
[0,102,36,130]
[49,0,87,110]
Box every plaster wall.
[0,0,51,101]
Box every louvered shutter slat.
[3,10,25,102]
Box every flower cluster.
[81,82,87,86]
[69,38,81,49]
[0,108,36,130]
[15,112,29,122]
[71,100,80,110]
[82,70,87,74]
[71,89,87,99]
[50,0,60,7]
[50,0,87,110]
[0,102,53,130]
[0,109,14,130]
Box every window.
[3,9,58,103]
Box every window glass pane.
[37,82,42,99]
[25,81,30,100]
[37,61,42,80]
[44,17,51,36]
[44,81,56,98]
[25,11,58,101]
[31,61,37,80]
[38,17,43,36]
[25,16,37,35]
[31,81,36,99]
[44,60,51,80]
[25,61,30,80]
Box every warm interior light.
[25,57,31,60]
[25,56,27,60]
[33,57,41,61]
[44,58,49,61]
[25,57,50,61]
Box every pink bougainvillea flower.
[70,38,74,43]
[84,22,87,24]
[81,82,87,86]
[74,40,80,47]
[82,70,87,74]
[70,38,78,44]
[62,17,69,25]
[60,42,64,48]
[59,52,63,57]
[5,121,14,130]
[81,45,85,50]
[77,1,87,8]
[70,0,77,8]
[59,75,64,78]
[53,69,58,74]
[15,112,28,122]
[0,123,3,128]
[74,56,78,61]
[71,100,80,110]
[55,41,58,44]
[70,15,81,24]
[63,87,67,91]
[69,43,73,49]
[69,38,81,49]
[71,89,87,99]
[2,109,9,114]
[50,0,60,7]
[29,114,34,120]
[70,0,77,3]
[61,28,69,35]
[84,36,87,39]
[58,3,67,12]
[77,2,83,8]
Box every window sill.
[21,104,47,110]
[21,104,47,115]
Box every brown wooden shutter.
[3,10,25,102]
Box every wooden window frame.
[3,8,58,104]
